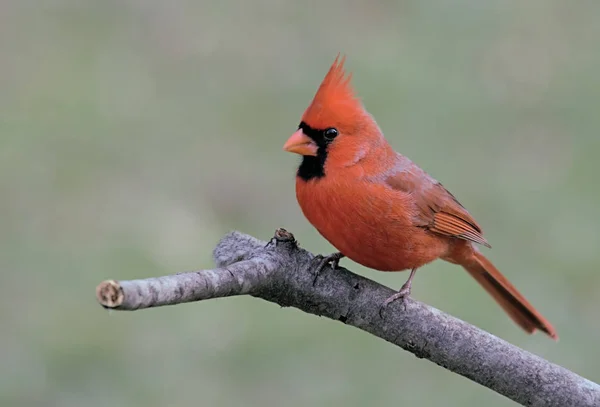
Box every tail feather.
[463,251,558,340]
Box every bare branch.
[96,229,600,407]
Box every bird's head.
[283,55,385,181]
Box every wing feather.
[386,167,490,248]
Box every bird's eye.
[323,128,338,140]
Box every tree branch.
[96,229,600,407]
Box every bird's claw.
[310,252,344,285]
[310,255,324,285]
[379,285,412,318]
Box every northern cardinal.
[283,55,557,339]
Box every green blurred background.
[1,1,599,406]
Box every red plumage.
[283,56,557,339]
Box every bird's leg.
[310,252,345,284]
[380,268,418,314]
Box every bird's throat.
[297,153,327,181]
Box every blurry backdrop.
[1,1,599,406]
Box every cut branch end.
[96,280,124,308]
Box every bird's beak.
[283,129,318,156]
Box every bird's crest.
[301,54,365,130]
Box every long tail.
[462,251,558,340]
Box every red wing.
[386,169,490,248]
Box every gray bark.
[96,228,600,407]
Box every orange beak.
[283,129,318,156]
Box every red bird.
[283,55,557,339]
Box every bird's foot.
[384,284,412,305]
[310,252,345,285]
[379,268,417,317]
